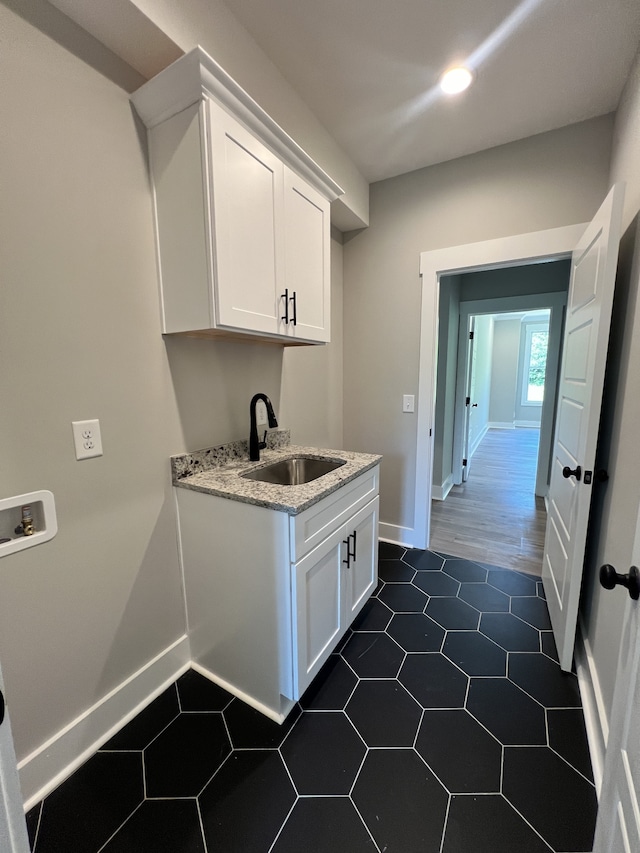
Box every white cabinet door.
[207,100,284,335]
[344,497,379,623]
[292,528,344,698]
[282,168,330,342]
[292,495,379,698]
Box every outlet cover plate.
[72,419,103,460]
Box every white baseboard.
[488,422,515,429]
[378,522,415,548]
[469,424,489,458]
[515,420,542,428]
[190,661,294,725]
[432,475,454,502]
[575,620,608,797]
[19,634,191,810]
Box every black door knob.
[562,465,582,481]
[0,689,4,726]
[599,564,640,600]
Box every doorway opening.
[430,280,566,575]
[414,222,586,552]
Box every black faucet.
[249,393,278,461]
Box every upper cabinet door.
[207,100,284,336]
[282,169,330,343]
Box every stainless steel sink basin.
[241,456,346,486]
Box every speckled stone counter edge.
[171,430,381,515]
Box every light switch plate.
[72,419,103,460]
[402,395,415,413]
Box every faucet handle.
[260,430,268,449]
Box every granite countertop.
[171,430,381,515]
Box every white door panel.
[208,100,283,334]
[592,502,640,853]
[344,498,379,622]
[292,531,343,698]
[542,184,624,671]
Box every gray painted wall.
[0,1,343,769]
[489,319,521,425]
[459,260,571,302]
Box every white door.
[292,529,344,698]
[343,497,379,622]
[207,99,284,335]
[282,168,330,342]
[542,184,625,671]
[592,502,640,853]
[0,665,30,853]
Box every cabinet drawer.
[290,466,379,563]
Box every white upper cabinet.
[282,168,331,342]
[131,47,342,345]
[208,100,284,336]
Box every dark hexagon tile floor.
[28,545,597,853]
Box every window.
[521,323,549,406]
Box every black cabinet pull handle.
[343,532,357,567]
[343,537,351,568]
[599,564,640,600]
[281,289,289,324]
[290,291,297,326]
[562,465,582,481]
[0,688,5,727]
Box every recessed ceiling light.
[439,66,474,95]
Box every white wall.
[580,42,640,737]
[343,121,612,533]
[0,0,343,801]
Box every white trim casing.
[416,223,586,549]
[575,618,609,796]
[432,475,454,502]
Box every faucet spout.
[249,393,278,461]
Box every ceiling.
[221,0,640,183]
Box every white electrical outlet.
[402,395,415,413]
[255,400,268,425]
[72,419,103,460]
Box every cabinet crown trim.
[131,46,343,202]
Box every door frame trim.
[416,223,586,549]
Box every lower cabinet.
[292,497,378,697]
[175,466,379,721]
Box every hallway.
[26,544,596,853]
[430,428,547,574]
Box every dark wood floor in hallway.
[430,428,546,575]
